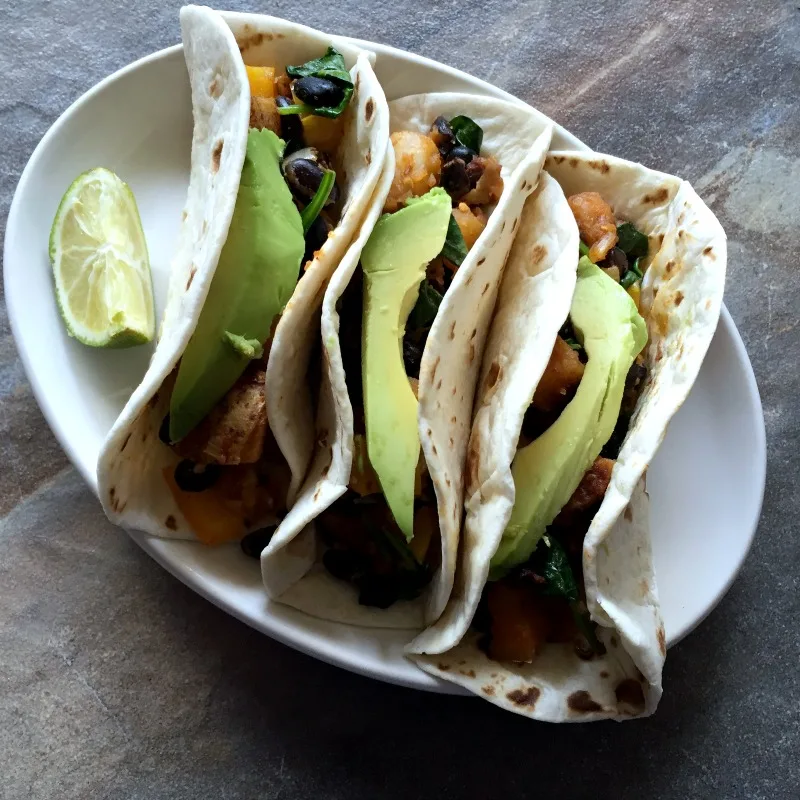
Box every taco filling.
[159,48,354,546]
[478,193,650,664]
[316,115,504,609]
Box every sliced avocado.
[361,188,452,540]
[490,256,647,574]
[169,129,304,442]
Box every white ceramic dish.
[4,40,766,693]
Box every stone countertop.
[1,1,797,797]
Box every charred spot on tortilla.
[365,149,371,165]
[365,98,374,122]
[430,356,440,381]
[615,678,645,708]
[703,245,715,258]
[657,625,667,656]
[437,662,451,671]
[211,140,224,174]
[512,217,518,232]
[501,220,506,233]
[147,392,160,409]
[664,260,675,274]
[678,229,684,239]
[109,487,116,500]
[355,73,360,91]
[477,257,486,266]
[321,464,330,478]
[120,434,131,453]
[507,687,540,708]
[466,440,480,490]
[445,476,451,487]
[568,691,603,713]
[209,75,222,98]
[624,506,633,522]
[530,244,547,268]
[186,267,197,291]
[165,515,177,531]
[643,187,669,204]
[482,685,495,696]
[484,360,502,393]
[600,671,610,679]
[450,415,457,424]
[610,635,619,648]
[469,343,476,363]
[552,155,565,164]
[460,669,476,678]
[451,386,456,396]
[674,291,684,307]
[569,157,578,167]
[588,159,610,174]
[481,282,490,297]
[449,321,456,340]
[436,378,442,390]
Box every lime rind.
[49,167,155,348]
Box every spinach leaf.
[539,536,579,601]
[408,280,442,331]
[300,169,335,234]
[287,47,352,84]
[441,214,468,267]
[285,47,354,118]
[579,240,591,259]
[570,602,606,656]
[616,222,649,258]
[449,115,484,154]
[565,337,583,352]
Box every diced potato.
[249,96,280,134]
[384,131,442,213]
[301,114,345,154]
[532,336,585,413]
[487,582,550,663]
[162,466,243,546]
[452,203,487,251]
[246,66,276,98]
[627,282,641,310]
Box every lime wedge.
[49,167,155,348]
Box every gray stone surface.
[1,0,798,797]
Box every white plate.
[4,41,766,693]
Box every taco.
[97,6,388,544]
[410,151,726,720]
[260,94,555,628]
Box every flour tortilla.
[261,94,555,629]
[411,151,727,721]
[97,6,389,538]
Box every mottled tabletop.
[2,1,798,798]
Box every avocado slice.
[361,188,452,540]
[490,256,648,574]
[169,129,305,442]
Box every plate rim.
[3,39,766,694]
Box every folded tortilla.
[410,151,727,721]
[97,6,389,538]
[261,94,555,629]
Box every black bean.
[429,115,454,158]
[323,548,366,582]
[448,144,475,164]
[403,337,424,379]
[465,157,485,189]
[240,527,276,558]
[275,96,304,145]
[601,246,629,276]
[283,158,340,206]
[292,76,345,109]
[440,158,470,200]
[357,575,398,609]
[158,414,172,445]
[173,460,221,492]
